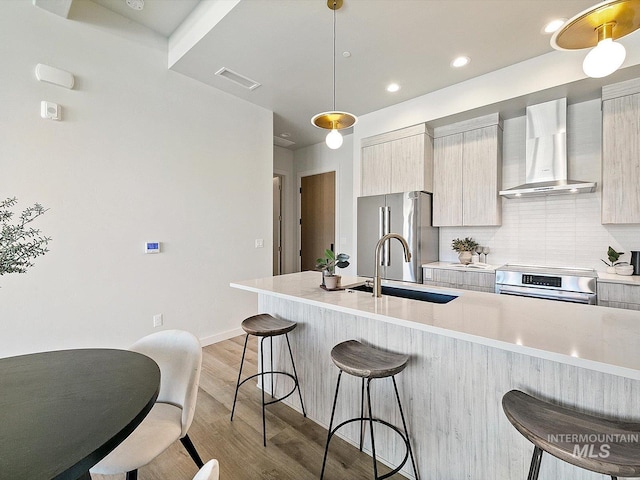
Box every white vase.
[607,266,617,274]
[458,251,472,265]
[324,275,340,290]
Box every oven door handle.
[496,285,595,304]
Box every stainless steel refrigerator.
[357,191,439,283]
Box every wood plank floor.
[92,336,408,480]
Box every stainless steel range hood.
[499,98,596,199]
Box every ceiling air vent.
[274,136,295,148]
[214,67,261,91]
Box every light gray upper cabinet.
[601,78,640,224]
[360,124,433,196]
[433,113,503,226]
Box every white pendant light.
[551,0,640,79]
[311,0,357,149]
[583,37,626,78]
[326,128,343,149]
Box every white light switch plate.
[255,239,264,248]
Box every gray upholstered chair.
[193,459,219,480]
[91,330,204,480]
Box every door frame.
[297,167,340,272]
[273,174,284,276]
[274,168,292,275]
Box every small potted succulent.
[316,249,350,290]
[451,237,478,265]
[602,246,624,274]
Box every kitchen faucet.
[373,233,411,297]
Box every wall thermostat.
[41,101,61,120]
[145,242,160,254]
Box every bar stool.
[320,340,419,480]
[502,389,640,479]
[230,313,306,447]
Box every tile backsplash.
[438,99,640,271]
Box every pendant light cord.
[332,1,336,112]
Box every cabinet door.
[463,125,502,226]
[602,94,640,224]
[361,142,392,196]
[433,133,464,226]
[390,134,425,193]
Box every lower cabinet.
[423,267,495,293]
[598,282,640,310]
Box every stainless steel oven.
[495,264,597,304]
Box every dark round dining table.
[0,348,160,480]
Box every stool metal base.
[320,371,419,480]
[230,332,306,447]
[527,447,618,480]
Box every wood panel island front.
[231,271,640,479]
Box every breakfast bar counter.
[231,271,640,479]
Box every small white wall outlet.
[255,239,264,248]
[153,314,163,328]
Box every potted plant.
[451,237,478,265]
[1,197,51,278]
[316,249,350,290]
[602,246,624,274]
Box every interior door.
[273,176,282,275]
[300,171,335,271]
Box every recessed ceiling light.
[543,18,567,34]
[386,83,400,93]
[280,133,291,138]
[451,56,470,68]
[342,51,351,58]
[126,0,144,10]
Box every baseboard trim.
[200,327,243,347]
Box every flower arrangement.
[451,237,478,253]
[0,197,51,276]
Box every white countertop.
[597,271,640,285]
[422,261,498,272]
[231,271,640,380]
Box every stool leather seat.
[241,313,297,337]
[331,340,409,378]
[503,389,640,478]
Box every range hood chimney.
[499,98,596,199]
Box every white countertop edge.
[422,261,498,272]
[230,279,640,381]
[597,272,640,285]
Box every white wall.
[0,1,272,355]
[293,134,355,276]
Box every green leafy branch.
[316,249,350,276]
[0,197,52,276]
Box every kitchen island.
[231,271,640,479]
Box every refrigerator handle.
[384,206,391,266]
[378,206,385,266]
